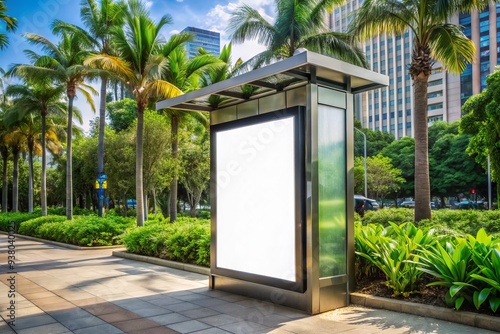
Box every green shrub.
[362,208,414,226]
[0,212,39,232]
[34,215,135,246]
[355,222,436,297]
[122,218,210,266]
[18,215,67,236]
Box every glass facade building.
[181,27,220,58]
[330,1,500,138]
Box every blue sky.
[0,0,273,132]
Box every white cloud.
[169,29,181,35]
[145,1,154,9]
[205,0,274,62]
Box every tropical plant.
[10,29,97,219]
[0,0,17,50]
[418,238,477,310]
[54,0,125,217]
[85,0,183,226]
[355,222,436,296]
[349,0,484,221]
[5,83,66,215]
[159,36,217,222]
[228,0,368,70]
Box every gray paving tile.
[148,296,185,307]
[166,302,202,312]
[167,320,212,333]
[112,299,154,311]
[15,314,57,330]
[198,314,242,327]
[73,323,124,334]
[59,315,107,331]
[191,328,232,334]
[148,312,191,325]
[132,306,172,317]
[219,320,271,334]
[192,298,228,308]
[49,307,93,321]
[179,307,221,319]
[16,322,70,334]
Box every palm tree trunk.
[12,147,19,213]
[97,76,107,217]
[136,106,145,226]
[143,190,148,221]
[169,114,179,222]
[28,143,34,213]
[41,113,47,216]
[1,146,8,212]
[66,96,74,220]
[413,73,432,221]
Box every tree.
[5,83,66,215]
[350,0,482,221]
[85,0,183,226]
[160,37,217,222]
[461,68,500,208]
[54,0,125,217]
[181,133,210,217]
[0,0,17,50]
[3,127,24,212]
[354,154,405,205]
[354,121,395,158]
[228,0,368,70]
[11,30,97,219]
[107,98,137,132]
[381,136,415,200]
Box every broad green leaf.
[455,296,465,310]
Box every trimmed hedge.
[361,208,500,237]
[0,212,39,232]
[122,217,210,267]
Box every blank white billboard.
[215,116,296,282]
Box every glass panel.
[318,104,346,278]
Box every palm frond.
[228,4,275,47]
[85,54,135,83]
[429,24,475,74]
[76,86,97,113]
[146,80,183,101]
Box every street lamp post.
[354,127,367,198]
[488,155,492,210]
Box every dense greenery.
[356,221,500,313]
[122,217,210,267]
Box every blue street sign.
[97,173,107,181]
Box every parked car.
[354,195,380,216]
[400,200,415,208]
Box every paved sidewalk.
[0,234,497,334]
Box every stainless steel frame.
[156,50,387,315]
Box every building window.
[383,113,387,120]
[428,103,443,111]
[428,91,443,98]
[398,110,403,117]
[406,109,411,116]
[390,112,395,118]
[428,79,443,87]
[375,114,380,121]
[406,121,411,128]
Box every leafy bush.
[32,215,134,246]
[355,222,436,297]
[122,218,210,267]
[0,212,39,232]
[18,215,67,236]
[362,208,414,226]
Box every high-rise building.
[182,27,220,58]
[329,1,500,138]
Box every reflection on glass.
[318,104,346,278]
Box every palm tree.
[0,0,17,50]
[349,0,485,221]
[160,35,220,222]
[0,112,9,212]
[85,0,183,226]
[228,0,368,70]
[11,30,97,219]
[54,0,125,217]
[5,83,66,214]
[3,127,24,212]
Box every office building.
[329,1,500,138]
[181,27,220,58]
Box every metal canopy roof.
[156,50,388,113]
